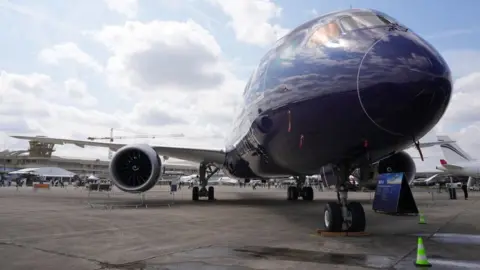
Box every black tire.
[291,187,298,200]
[347,202,366,232]
[207,186,215,201]
[192,186,199,201]
[324,202,343,232]
[302,187,314,201]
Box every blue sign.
[372,173,404,214]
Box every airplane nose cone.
[357,31,452,137]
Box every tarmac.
[0,185,479,269]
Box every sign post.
[372,173,418,215]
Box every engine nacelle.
[377,151,416,184]
[109,144,162,193]
[353,151,416,190]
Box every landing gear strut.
[287,176,314,201]
[192,162,219,201]
[323,163,366,232]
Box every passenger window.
[306,22,341,48]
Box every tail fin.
[437,135,474,163]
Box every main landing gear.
[192,162,219,201]
[323,163,366,232]
[287,176,314,201]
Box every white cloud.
[88,19,226,94]
[1,10,246,160]
[207,0,290,47]
[104,0,138,18]
[0,70,119,157]
[431,49,480,159]
[84,18,245,135]
[38,42,103,73]
[2,0,480,171]
[64,79,98,107]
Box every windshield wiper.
[388,22,408,32]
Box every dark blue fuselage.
[222,9,452,179]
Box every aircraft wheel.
[288,186,298,200]
[324,202,343,232]
[302,187,314,201]
[287,186,293,200]
[347,201,366,232]
[192,186,199,201]
[207,186,215,201]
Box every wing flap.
[9,135,225,165]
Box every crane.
[88,128,185,159]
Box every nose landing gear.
[323,163,366,232]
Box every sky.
[1,0,479,172]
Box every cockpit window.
[277,31,307,59]
[339,12,393,32]
[306,22,341,48]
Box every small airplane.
[10,9,452,233]
[436,135,480,178]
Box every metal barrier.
[86,183,112,192]
[86,185,177,210]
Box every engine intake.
[109,144,162,193]
[377,151,416,184]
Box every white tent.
[8,167,75,178]
[87,175,99,180]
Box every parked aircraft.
[436,136,480,178]
[10,9,452,232]
[179,174,199,183]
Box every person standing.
[461,182,469,200]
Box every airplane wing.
[9,135,225,165]
[442,164,464,170]
[423,173,439,184]
[9,135,452,166]
[416,140,455,148]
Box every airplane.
[179,174,199,183]
[10,8,452,233]
[436,135,480,178]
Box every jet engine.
[109,144,162,193]
[353,151,416,190]
[377,151,416,184]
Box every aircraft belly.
[234,91,417,177]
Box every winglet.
[440,159,447,165]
